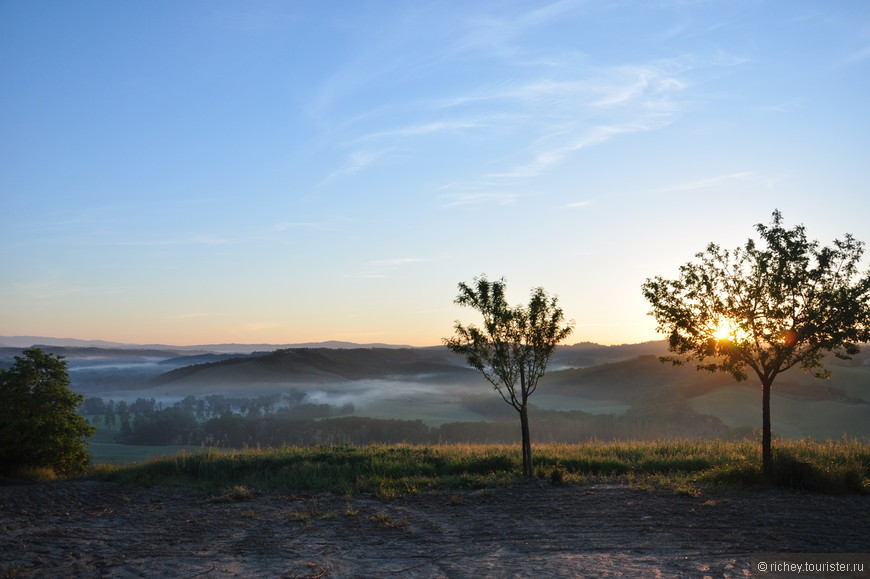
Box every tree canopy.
[0,348,96,476]
[642,210,870,475]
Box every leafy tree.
[642,211,870,476]
[82,396,107,416]
[0,348,96,476]
[116,400,129,422]
[103,401,117,430]
[130,397,157,415]
[444,275,574,478]
[179,394,197,413]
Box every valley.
[3,339,868,459]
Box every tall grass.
[88,439,869,496]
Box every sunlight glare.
[713,318,740,341]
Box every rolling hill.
[151,347,475,386]
[4,339,867,440]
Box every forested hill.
[151,347,477,385]
[544,351,870,403]
[0,341,672,392]
[149,342,674,387]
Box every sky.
[2,0,869,348]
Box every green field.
[87,428,214,466]
[88,439,870,496]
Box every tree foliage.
[444,275,574,477]
[0,348,96,476]
[642,211,870,475]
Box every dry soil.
[1,480,868,578]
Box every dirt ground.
[1,479,868,578]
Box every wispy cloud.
[8,278,124,301]
[646,171,758,194]
[317,150,385,187]
[455,0,586,58]
[11,282,83,301]
[490,123,651,179]
[355,257,427,279]
[109,235,231,247]
[428,59,696,190]
[267,220,336,232]
[303,2,745,209]
[368,257,426,267]
[840,43,870,66]
[242,322,282,333]
[438,191,523,209]
[168,312,213,320]
[759,100,803,113]
[355,120,487,142]
[565,199,594,209]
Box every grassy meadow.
[86,439,870,496]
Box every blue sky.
[2,0,869,347]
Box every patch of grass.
[232,484,253,500]
[673,484,701,498]
[83,439,869,495]
[699,439,869,493]
[369,512,410,530]
[285,497,338,528]
[7,466,58,482]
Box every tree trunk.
[761,378,772,479]
[519,404,533,478]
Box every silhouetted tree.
[0,348,96,476]
[82,396,107,416]
[116,400,129,425]
[103,400,117,430]
[130,397,156,415]
[178,394,197,413]
[444,275,574,478]
[642,211,870,476]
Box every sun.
[713,318,740,341]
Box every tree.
[103,401,117,431]
[642,211,870,476]
[0,348,97,476]
[444,275,574,478]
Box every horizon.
[3,2,869,347]
[0,333,666,350]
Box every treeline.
[82,391,739,446]
[81,392,354,444]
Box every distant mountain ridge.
[0,336,668,358]
[0,339,671,392]
[0,336,418,353]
